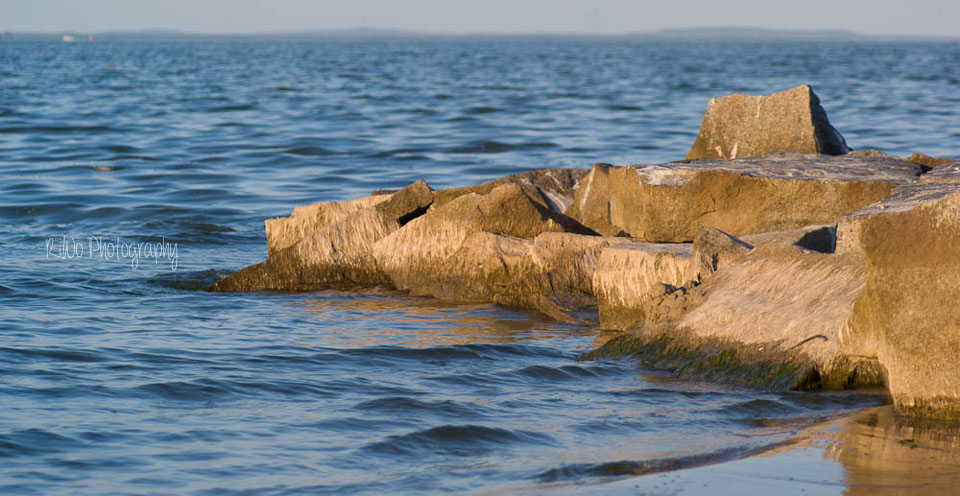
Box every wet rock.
[372,182,597,300]
[209,180,433,291]
[839,181,960,419]
[686,85,850,160]
[565,154,920,240]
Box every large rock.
[210,180,433,291]
[417,232,629,321]
[564,154,920,240]
[592,225,833,332]
[838,181,960,419]
[263,167,586,257]
[372,182,596,297]
[265,193,392,256]
[685,85,850,160]
[590,226,883,390]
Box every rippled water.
[2,40,957,494]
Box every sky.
[3,0,959,37]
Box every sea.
[1,40,958,495]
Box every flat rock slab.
[565,154,921,241]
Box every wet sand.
[501,405,960,495]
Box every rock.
[847,149,955,172]
[906,152,955,170]
[740,224,837,253]
[564,154,920,240]
[209,180,433,291]
[432,167,588,212]
[593,242,696,331]
[672,241,878,388]
[692,226,753,276]
[590,230,882,390]
[265,193,391,256]
[372,182,597,298]
[838,181,960,419]
[686,85,850,160]
[920,160,960,183]
[262,168,586,257]
[420,232,629,321]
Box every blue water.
[1,40,956,494]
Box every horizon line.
[4,26,960,40]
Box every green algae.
[581,333,818,391]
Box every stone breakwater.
[210,85,960,420]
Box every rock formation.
[685,85,850,160]
[208,87,960,420]
[564,154,920,240]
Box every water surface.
[1,40,957,494]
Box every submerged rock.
[686,85,850,160]
[564,154,920,240]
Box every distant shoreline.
[3,27,958,43]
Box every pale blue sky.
[3,0,958,36]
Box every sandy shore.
[497,405,960,495]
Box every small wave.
[610,104,643,111]
[148,269,227,291]
[205,104,256,112]
[368,146,432,158]
[0,347,108,363]
[446,140,559,154]
[353,396,489,418]
[264,86,301,92]
[466,106,503,114]
[133,380,233,401]
[101,144,140,154]
[538,439,795,482]
[284,146,338,157]
[712,398,797,417]
[341,345,490,362]
[361,425,555,456]
[0,124,121,134]
[0,428,86,458]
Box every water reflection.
[289,289,597,348]
[829,406,960,494]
